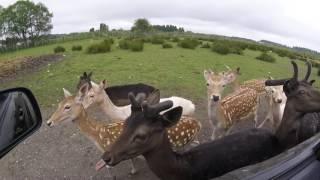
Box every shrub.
[119,39,130,49]
[151,36,164,44]
[230,46,243,55]
[200,42,211,48]
[54,46,66,53]
[87,41,111,54]
[211,43,230,55]
[178,38,199,49]
[103,38,114,45]
[71,45,82,51]
[256,52,276,63]
[318,67,320,76]
[162,43,173,49]
[171,37,180,42]
[129,40,144,52]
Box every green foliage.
[89,28,95,32]
[71,45,82,51]
[103,38,114,45]
[162,43,173,49]
[54,46,65,53]
[256,52,276,63]
[129,39,144,52]
[318,68,320,76]
[119,39,130,49]
[200,42,211,48]
[1,1,53,44]
[87,41,111,54]
[171,37,180,42]
[151,36,165,44]
[152,25,184,32]
[131,18,151,34]
[178,38,199,49]
[211,43,230,55]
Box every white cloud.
[1,0,320,51]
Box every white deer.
[78,80,195,122]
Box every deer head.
[77,80,108,109]
[47,88,83,127]
[266,61,320,148]
[204,67,240,102]
[266,86,286,104]
[100,93,182,167]
[77,72,93,90]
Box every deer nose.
[277,99,282,103]
[212,95,220,102]
[46,121,52,127]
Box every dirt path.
[0,95,272,179]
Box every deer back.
[220,88,258,128]
[240,79,266,94]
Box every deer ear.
[203,70,211,81]
[161,107,183,128]
[100,80,107,89]
[91,81,99,88]
[63,88,72,98]
[78,83,89,99]
[309,80,315,85]
[146,89,160,105]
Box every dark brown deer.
[96,93,279,180]
[77,72,156,106]
[266,61,320,149]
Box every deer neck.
[275,102,303,149]
[99,93,129,120]
[74,109,102,150]
[208,100,227,138]
[143,132,192,180]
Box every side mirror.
[0,87,42,159]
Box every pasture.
[0,37,319,179]
[0,38,318,108]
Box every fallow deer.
[77,71,156,106]
[98,61,320,180]
[266,61,320,149]
[96,93,279,180]
[204,69,259,139]
[78,80,195,121]
[47,87,201,176]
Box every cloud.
[1,0,320,51]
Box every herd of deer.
[46,61,320,180]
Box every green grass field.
[0,38,319,108]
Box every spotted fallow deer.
[97,61,320,180]
[78,80,195,122]
[204,69,259,140]
[47,87,201,176]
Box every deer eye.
[64,105,71,110]
[222,84,226,87]
[134,134,147,143]
[206,83,209,86]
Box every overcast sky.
[1,0,320,51]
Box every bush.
[54,46,66,53]
[151,36,165,44]
[87,41,111,54]
[129,40,144,52]
[256,52,276,63]
[211,43,230,55]
[171,37,180,42]
[230,46,243,55]
[71,45,82,51]
[178,38,199,49]
[119,39,130,49]
[318,68,320,76]
[162,43,173,49]
[103,38,114,45]
[200,42,211,48]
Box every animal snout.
[46,120,53,127]
[212,95,220,102]
[276,99,282,103]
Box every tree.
[1,0,53,45]
[89,27,95,32]
[99,23,108,33]
[131,18,151,34]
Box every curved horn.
[265,78,290,86]
[304,61,312,81]
[291,61,298,80]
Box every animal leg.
[129,159,137,175]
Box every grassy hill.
[0,38,318,108]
